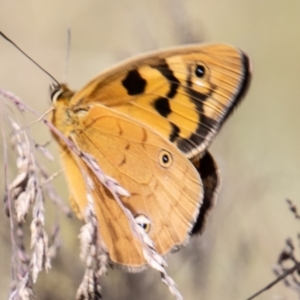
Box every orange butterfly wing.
[53,102,202,268]
[70,44,251,158]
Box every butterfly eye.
[135,215,151,233]
[159,150,173,168]
[50,86,63,104]
[195,64,205,78]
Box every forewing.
[70,44,251,158]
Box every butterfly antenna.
[0,32,60,86]
[63,28,71,84]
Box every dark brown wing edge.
[190,151,220,235]
[220,52,252,128]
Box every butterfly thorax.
[50,83,90,141]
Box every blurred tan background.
[1,0,300,299]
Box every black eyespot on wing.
[195,65,205,78]
[122,69,147,95]
[162,154,169,164]
[135,215,151,233]
[159,150,173,168]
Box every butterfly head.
[50,83,75,105]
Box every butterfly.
[50,43,251,270]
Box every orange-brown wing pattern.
[69,44,251,158]
[53,103,202,268]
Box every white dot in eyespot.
[135,214,151,233]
